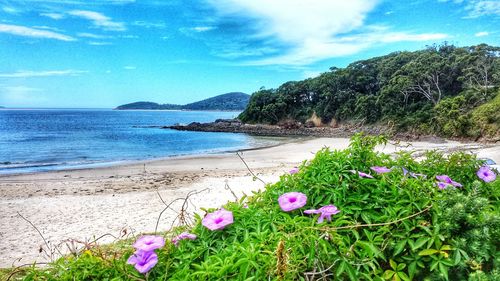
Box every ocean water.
[0,109,281,175]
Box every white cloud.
[88,41,112,45]
[77,32,113,39]
[207,0,376,43]
[40,12,65,20]
[0,24,75,41]
[2,6,19,14]
[123,66,136,70]
[0,70,87,78]
[439,0,500,18]
[132,21,166,29]
[69,10,125,31]
[475,31,489,37]
[465,0,500,17]
[191,26,215,32]
[0,86,46,106]
[205,1,451,65]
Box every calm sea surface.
[0,109,282,175]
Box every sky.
[0,0,499,108]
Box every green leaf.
[412,237,428,251]
[397,263,406,271]
[397,271,411,281]
[389,259,397,270]
[393,240,407,256]
[440,245,452,251]
[346,263,357,281]
[408,262,417,278]
[383,270,395,280]
[418,249,439,256]
[438,263,449,281]
[336,261,346,277]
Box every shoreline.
[0,137,498,268]
[0,135,300,178]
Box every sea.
[0,109,283,175]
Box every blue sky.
[0,0,499,108]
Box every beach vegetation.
[9,134,499,280]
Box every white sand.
[0,137,498,267]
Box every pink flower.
[171,232,197,247]
[133,235,165,252]
[371,166,392,174]
[202,209,234,230]
[436,175,462,187]
[350,170,374,178]
[289,167,299,174]
[127,250,158,274]
[304,205,340,223]
[477,166,496,182]
[278,192,307,212]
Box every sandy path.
[0,137,498,267]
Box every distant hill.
[115,92,249,111]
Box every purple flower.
[477,166,496,182]
[171,232,197,247]
[436,175,462,187]
[289,167,299,174]
[437,182,451,190]
[127,250,158,274]
[304,205,340,223]
[202,209,234,230]
[350,170,374,178]
[243,203,249,209]
[402,167,426,179]
[371,166,392,174]
[278,192,307,212]
[133,235,165,252]
[402,167,409,177]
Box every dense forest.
[116,92,249,111]
[239,44,500,139]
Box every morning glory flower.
[402,167,409,177]
[202,209,234,230]
[171,232,197,247]
[304,205,340,223]
[437,182,451,190]
[436,175,462,187]
[127,250,158,274]
[289,167,299,174]
[477,166,496,182]
[278,192,307,212]
[350,170,374,178]
[371,166,392,174]
[133,235,165,252]
[402,167,426,179]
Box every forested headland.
[239,44,499,140]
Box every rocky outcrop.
[163,119,445,141]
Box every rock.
[304,120,315,128]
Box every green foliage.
[470,91,500,139]
[238,44,500,139]
[16,135,499,280]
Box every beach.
[0,137,498,268]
